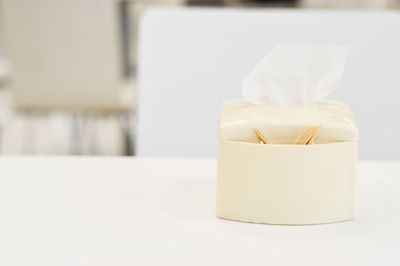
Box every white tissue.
[242,44,349,105]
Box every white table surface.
[0,157,399,266]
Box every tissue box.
[217,99,358,225]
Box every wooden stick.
[297,127,315,145]
[253,128,271,144]
[305,125,323,145]
[293,128,307,144]
[302,127,317,145]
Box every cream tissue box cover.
[216,99,358,225]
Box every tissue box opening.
[218,99,358,145]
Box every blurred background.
[0,0,399,158]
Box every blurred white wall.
[137,8,400,160]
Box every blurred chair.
[137,8,400,159]
[127,0,187,75]
[1,0,135,155]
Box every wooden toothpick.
[293,128,307,144]
[304,125,323,145]
[253,128,271,144]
